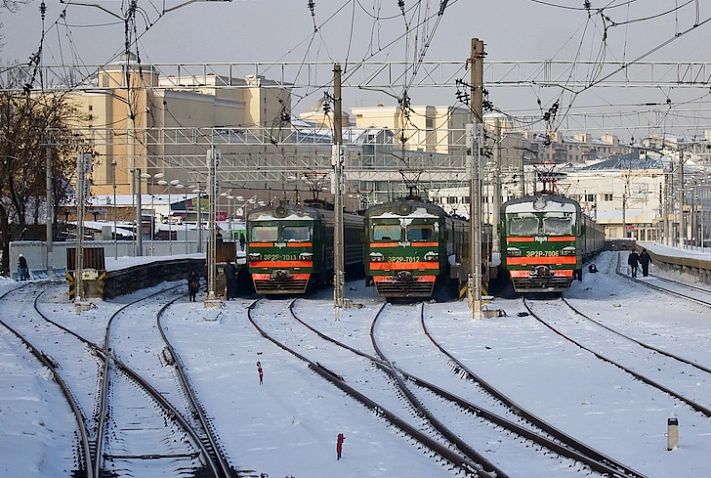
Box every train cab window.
[406,225,435,241]
[542,217,572,235]
[373,224,401,241]
[282,225,311,242]
[251,225,278,242]
[509,217,539,236]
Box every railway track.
[614,252,711,308]
[248,298,495,477]
[252,297,646,478]
[0,282,93,477]
[524,296,711,418]
[2,281,234,478]
[372,302,646,478]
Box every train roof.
[364,199,447,219]
[501,194,582,214]
[248,203,363,224]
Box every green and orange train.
[363,199,492,299]
[500,193,605,293]
[247,201,364,295]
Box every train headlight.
[248,252,262,261]
[507,247,522,257]
[562,247,576,256]
[299,252,313,260]
[424,251,439,261]
[369,252,385,262]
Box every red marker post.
[336,433,345,460]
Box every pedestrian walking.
[627,250,640,278]
[239,232,246,251]
[187,270,200,302]
[17,254,29,281]
[639,249,652,277]
[257,361,263,385]
[336,433,345,460]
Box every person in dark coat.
[588,263,598,273]
[336,433,345,460]
[627,250,640,278]
[639,249,652,277]
[187,270,200,302]
[17,254,29,281]
[224,259,238,299]
[239,232,246,251]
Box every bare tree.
[0,73,84,273]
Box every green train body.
[247,202,364,295]
[364,199,492,299]
[500,194,605,293]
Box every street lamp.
[190,182,205,253]
[235,194,257,219]
[143,172,164,255]
[158,178,181,255]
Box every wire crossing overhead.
[6,60,711,92]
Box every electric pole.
[332,63,346,315]
[492,116,501,259]
[46,141,54,276]
[468,38,485,319]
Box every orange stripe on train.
[249,242,313,248]
[506,256,577,265]
[507,236,575,243]
[509,269,574,277]
[252,273,311,281]
[373,275,436,283]
[372,241,440,248]
[250,261,313,268]
[369,262,440,270]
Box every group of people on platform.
[627,249,652,278]
[186,258,245,301]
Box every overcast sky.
[2,1,711,139]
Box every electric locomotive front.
[364,200,451,298]
[501,194,583,293]
[247,203,327,295]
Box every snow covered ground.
[2,248,711,477]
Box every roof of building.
[580,151,666,170]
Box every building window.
[586,194,595,202]
[604,193,613,201]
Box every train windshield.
[406,224,436,241]
[250,225,278,242]
[373,224,401,241]
[542,216,573,235]
[509,216,539,236]
[282,225,311,242]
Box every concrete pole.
[622,174,627,239]
[75,152,88,310]
[469,38,485,319]
[679,151,685,248]
[45,143,54,276]
[135,168,143,256]
[197,181,203,253]
[333,63,345,313]
[112,160,118,259]
[207,146,218,302]
[492,117,501,258]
